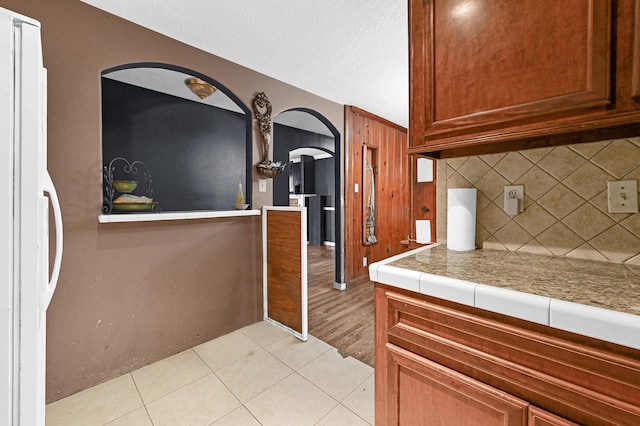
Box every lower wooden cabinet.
[375,284,640,425]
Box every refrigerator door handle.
[41,170,63,311]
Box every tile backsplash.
[437,137,640,265]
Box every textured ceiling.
[79,0,409,128]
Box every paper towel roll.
[447,188,477,251]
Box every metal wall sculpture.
[253,92,285,178]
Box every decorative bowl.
[234,203,250,210]
[112,202,157,212]
[112,180,138,193]
[256,161,286,178]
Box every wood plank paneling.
[344,106,414,284]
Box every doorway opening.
[272,108,342,289]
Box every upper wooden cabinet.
[409,0,640,158]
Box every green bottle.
[236,182,244,205]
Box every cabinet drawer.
[528,406,579,426]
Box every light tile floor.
[46,321,374,426]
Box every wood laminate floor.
[307,245,375,367]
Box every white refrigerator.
[0,7,63,426]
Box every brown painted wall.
[344,106,411,284]
[2,0,343,402]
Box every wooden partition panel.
[263,207,307,340]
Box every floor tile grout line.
[295,347,374,401]
[233,328,341,379]
[302,366,376,426]
[240,329,292,348]
[210,365,276,409]
[128,371,157,426]
[192,330,304,416]
[339,372,375,425]
[238,368,298,405]
[263,341,334,372]
[99,373,147,426]
[284,371,343,425]
[128,347,214,406]
[191,345,216,375]
[312,402,373,426]
[261,343,371,403]
[144,370,243,426]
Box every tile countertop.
[369,243,640,351]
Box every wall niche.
[101,63,252,214]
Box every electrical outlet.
[363,257,367,267]
[607,180,638,213]
[504,185,524,214]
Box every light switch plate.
[417,158,434,182]
[258,178,267,193]
[415,220,431,243]
[607,180,638,213]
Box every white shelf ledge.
[98,209,260,223]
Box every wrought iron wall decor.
[363,146,378,245]
[253,92,285,178]
[103,157,155,214]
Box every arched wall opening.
[101,63,252,213]
[273,108,344,287]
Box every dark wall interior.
[316,157,336,243]
[299,155,316,194]
[273,123,335,206]
[273,123,336,244]
[102,78,247,211]
[315,156,335,205]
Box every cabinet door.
[385,344,528,425]
[632,0,640,103]
[409,0,611,150]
